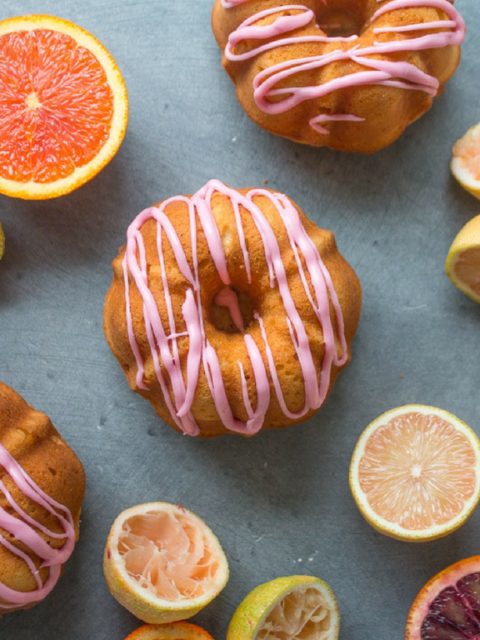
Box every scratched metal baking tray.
[0,1,479,638]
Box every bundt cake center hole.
[210,286,254,334]
[317,8,365,37]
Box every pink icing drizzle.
[123,180,347,436]
[215,287,245,332]
[0,443,75,610]
[222,0,465,133]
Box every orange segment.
[125,622,215,640]
[103,502,229,624]
[0,15,128,199]
[350,405,480,542]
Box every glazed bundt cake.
[0,382,85,613]
[212,0,465,153]
[104,180,361,437]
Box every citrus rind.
[104,502,229,624]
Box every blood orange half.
[350,405,480,542]
[125,622,215,640]
[103,502,229,624]
[0,15,128,199]
[406,556,480,640]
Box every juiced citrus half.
[125,622,215,640]
[0,14,128,200]
[405,556,480,640]
[350,405,480,542]
[445,215,480,303]
[103,502,229,624]
[227,576,340,640]
[451,123,480,199]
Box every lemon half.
[445,215,480,303]
[227,575,340,640]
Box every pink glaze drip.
[123,180,347,436]
[221,0,250,7]
[0,443,75,610]
[215,287,245,333]
[223,0,465,133]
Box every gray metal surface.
[0,1,479,638]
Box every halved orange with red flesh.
[0,15,128,200]
[405,556,480,639]
[125,622,214,640]
[350,405,480,542]
[103,502,229,624]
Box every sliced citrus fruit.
[0,223,4,259]
[405,556,480,640]
[125,622,215,640]
[445,215,480,303]
[350,405,480,542]
[103,502,229,624]
[451,123,480,199]
[227,575,340,640]
[0,14,128,200]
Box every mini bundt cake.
[104,180,361,437]
[0,382,85,613]
[212,0,465,153]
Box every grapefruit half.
[227,575,340,640]
[103,502,229,624]
[0,14,128,199]
[350,405,480,542]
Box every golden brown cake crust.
[104,184,362,437]
[0,382,85,608]
[211,0,463,153]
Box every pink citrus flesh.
[0,15,128,199]
[453,132,480,182]
[103,502,229,623]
